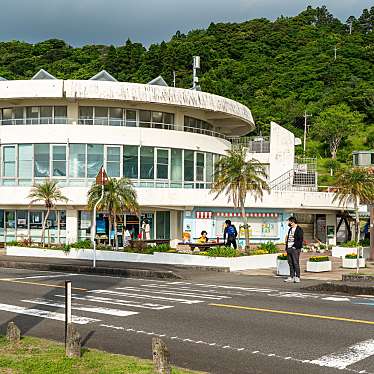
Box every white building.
[0,70,346,247]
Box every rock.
[65,323,81,358]
[6,322,20,343]
[152,337,171,374]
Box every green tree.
[27,180,68,246]
[312,104,365,159]
[211,146,269,252]
[87,177,139,250]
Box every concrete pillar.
[66,209,78,244]
[326,213,337,246]
[174,112,184,131]
[67,103,79,124]
[169,211,181,240]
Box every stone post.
[65,323,81,358]
[152,337,171,374]
[6,322,21,344]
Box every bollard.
[152,337,171,374]
[65,323,81,358]
[6,322,20,344]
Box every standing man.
[224,220,238,249]
[284,216,304,283]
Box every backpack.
[227,225,236,237]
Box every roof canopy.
[89,70,118,82]
[31,69,57,80]
[147,75,168,87]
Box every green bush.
[341,240,359,247]
[250,249,269,255]
[206,246,240,257]
[256,241,279,254]
[345,253,363,259]
[359,238,370,247]
[70,240,92,249]
[277,253,288,260]
[308,256,330,262]
[144,244,171,254]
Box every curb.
[342,274,374,282]
[302,282,374,295]
[0,261,183,280]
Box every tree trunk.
[114,214,119,251]
[41,208,50,247]
[108,214,112,248]
[240,199,250,253]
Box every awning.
[215,212,278,218]
[196,211,213,219]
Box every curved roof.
[0,79,254,135]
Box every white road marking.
[21,298,139,317]
[89,289,204,304]
[0,302,98,324]
[55,294,173,310]
[12,273,77,280]
[116,286,230,300]
[322,297,350,302]
[310,339,374,369]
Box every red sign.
[96,166,109,185]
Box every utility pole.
[192,56,200,90]
[303,111,312,154]
[333,45,338,61]
[173,71,176,88]
[348,21,353,35]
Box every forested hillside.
[0,6,373,184]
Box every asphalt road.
[0,268,373,374]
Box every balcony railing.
[228,136,271,153]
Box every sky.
[0,0,372,47]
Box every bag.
[227,225,236,237]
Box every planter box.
[5,246,278,272]
[332,246,370,260]
[306,260,332,273]
[342,258,366,269]
[276,259,289,276]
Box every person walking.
[224,220,238,249]
[284,216,304,283]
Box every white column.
[66,209,78,244]
[169,211,179,240]
[67,103,79,124]
[326,213,337,246]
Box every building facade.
[0,71,347,246]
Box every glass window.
[3,146,16,177]
[370,153,374,166]
[18,144,33,179]
[152,112,163,129]
[34,144,50,177]
[106,146,121,177]
[69,144,86,178]
[52,145,66,177]
[59,210,66,230]
[79,106,93,125]
[46,210,58,229]
[163,113,174,129]
[87,144,103,178]
[206,153,213,183]
[171,149,182,182]
[5,211,15,229]
[40,106,53,124]
[140,146,154,179]
[139,110,151,128]
[30,211,43,229]
[109,107,123,126]
[196,152,205,186]
[13,107,24,125]
[184,150,194,181]
[156,211,170,239]
[2,108,12,125]
[26,107,40,124]
[54,106,67,124]
[123,145,138,178]
[94,107,108,125]
[156,149,169,179]
[16,210,28,229]
[0,210,4,230]
[125,110,137,127]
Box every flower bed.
[306,256,332,272]
[342,253,366,269]
[276,254,289,276]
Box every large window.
[140,147,154,179]
[156,149,169,179]
[18,144,33,181]
[34,144,50,177]
[123,145,138,178]
[184,116,213,134]
[184,150,194,182]
[52,145,67,177]
[109,108,123,126]
[94,107,108,126]
[3,146,16,178]
[139,110,151,128]
[171,149,182,183]
[87,144,103,178]
[156,211,170,239]
[69,144,86,178]
[106,146,121,177]
[79,107,93,125]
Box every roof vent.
[31,69,57,80]
[147,75,168,87]
[89,70,118,82]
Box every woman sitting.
[197,230,208,243]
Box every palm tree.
[28,179,68,246]
[211,145,270,252]
[333,167,374,270]
[87,177,139,250]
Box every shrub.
[6,240,21,247]
[256,241,279,254]
[250,249,269,255]
[277,253,288,260]
[341,240,359,248]
[345,253,363,259]
[206,246,239,257]
[70,240,92,249]
[359,238,370,247]
[144,244,171,254]
[308,256,330,262]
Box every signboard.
[327,225,335,239]
[96,166,109,185]
[96,219,106,234]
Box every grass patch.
[0,335,202,374]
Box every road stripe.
[310,339,374,369]
[142,284,243,296]
[0,302,98,324]
[21,298,139,317]
[0,278,87,291]
[210,303,374,325]
[322,297,350,302]
[89,289,204,304]
[55,294,173,310]
[13,273,77,280]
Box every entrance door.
[125,215,139,239]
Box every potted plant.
[342,253,366,269]
[276,253,289,276]
[306,256,332,273]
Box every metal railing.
[229,136,271,153]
